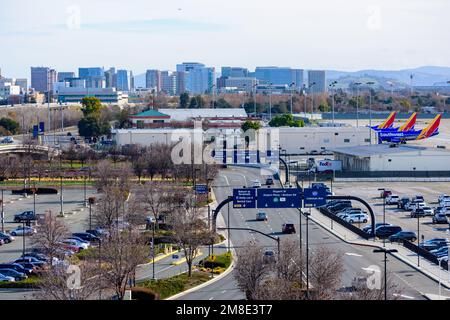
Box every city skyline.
[1,0,450,79]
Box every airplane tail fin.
[376,111,397,130]
[417,114,442,140]
[398,112,417,132]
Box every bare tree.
[92,185,126,232]
[275,238,303,283]
[32,212,70,264]
[35,260,102,300]
[168,192,211,277]
[100,231,148,300]
[234,241,270,300]
[308,246,345,300]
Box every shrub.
[130,287,160,300]
[200,252,232,269]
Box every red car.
[57,242,80,253]
[381,190,392,198]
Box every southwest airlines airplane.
[377,114,442,144]
[370,112,417,132]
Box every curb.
[309,211,450,291]
[166,251,235,300]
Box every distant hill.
[327,66,450,88]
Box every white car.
[344,214,369,224]
[405,200,422,211]
[252,180,262,188]
[10,226,36,236]
[386,195,400,205]
[440,200,450,209]
[438,195,450,203]
[422,206,434,216]
[337,210,364,219]
[0,273,15,282]
[339,212,365,220]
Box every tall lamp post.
[366,81,375,144]
[354,82,362,128]
[289,82,295,115]
[378,188,387,247]
[309,82,316,116]
[329,81,338,126]
[302,85,307,118]
[0,189,3,233]
[269,83,273,121]
[252,83,258,116]
[373,248,398,300]
[303,209,311,298]
[88,197,96,231]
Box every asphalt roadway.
[178,166,449,300]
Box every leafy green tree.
[80,97,103,117]
[180,92,190,108]
[318,103,331,112]
[216,98,232,108]
[0,118,19,135]
[78,116,101,138]
[116,108,132,129]
[189,97,198,109]
[241,120,262,132]
[269,114,304,128]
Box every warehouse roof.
[330,144,435,157]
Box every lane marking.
[209,297,214,300]
[345,253,363,257]
[393,293,415,300]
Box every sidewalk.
[308,207,450,294]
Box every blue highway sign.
[303,187,327,208]
[257,188,301,208]
[194,184,208,195]
[233,188,257,209]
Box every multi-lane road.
[178,166,448,300]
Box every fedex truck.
[314,160,342,173]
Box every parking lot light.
[373,248,398,300]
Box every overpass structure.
[0,144,61,157]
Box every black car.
[0,263,32,275]
[410,208,426,218]
[375,225,402,239]
[72,232,100,243]
[389,231,417,243]
[13,211,36,223]
[328,203,352,213]
[362,222,390,234]
[397,198,410,209]
[265,177,274,185]
[282,223,296,234]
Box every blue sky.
[1,0,449,79]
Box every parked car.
[328,203,352,213]
[15,257,45,267]
[72,232,100,243]
[419,238,450,251]
[57,242,80,253]
[344,214,369,224]
[438,195,450,204]
[0,232,14,243]
[67,236,91,247]
[282,223,296,234]
[388,231,417,243]
[86,228,109,238]
[0,263,32,275]
[415,195,424,201]
[430,246,449,258]
[386,195,400,205]
[256,211,268,221]
[375,225,402,239]
[405,199,424,211]
[397,197,410,210]
[13,211,36,223]
[362,222,391,234]
[422,206,434,216]
[0,268,27,281]
[0,273,15,282]
[22,252,49,262]
[252,180,262,188]
[61,239,88,251]
[410,208,427,218]
[10,226,36,236]
[265,177,274,185]
[432,213,448,224]
[0,136,14,144]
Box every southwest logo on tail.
[370,112,417,133]
[377,114,442,144]
[371,112,397,130]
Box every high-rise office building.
[31,67,57,93]
[14,79,28,94]
[57,72,76,82]
[161,71,177,95]
[254,67,303,89]
[79,67,105,88]
[130,71,135,91]
[176,62,205,73]
[307,70,326,93]
[221,67,249,78]
[175,71,186,95]
[145,70,161,91]
[104,68,116,88]
[116,70,130,91]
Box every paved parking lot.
[0,188,98,263]
[332,181,450,242]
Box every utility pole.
[366,82,375,144]
[354,82,362,128]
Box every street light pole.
[290,82,295,115]
[366,82,375,144]
[417,213,420,267]
[354,82,362,128]
[253,83,257,116]
[269,83,273,121]
[1,189,4,233]
[329,81,337,126]
[305,209,311,298]
[373,248,398,300]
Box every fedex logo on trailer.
[317,160,342,172]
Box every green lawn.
[137,271,212,300]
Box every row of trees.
[234,240,401,300]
